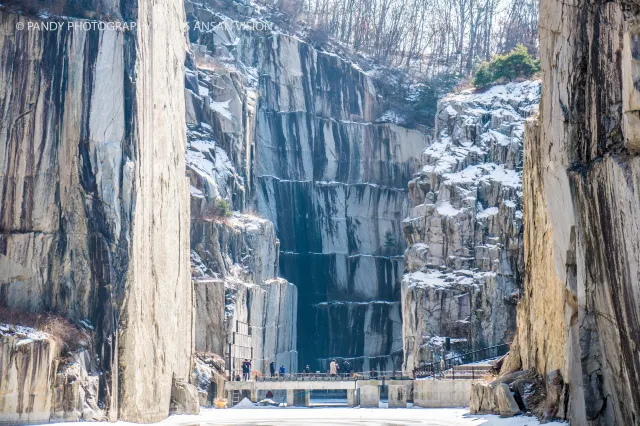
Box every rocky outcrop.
[401,82,540,372]
[0,327,58,424]
[0,323,105,423]
[470,370,553,419]
[51,350,104,422]
[193,354,226,406]
[185,4,299,375]
[190,190,298,374]
[169,377,200,415]
[0,0,192,421]
[506,0,640,423]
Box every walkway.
[225,378,412,408]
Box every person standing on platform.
[343,360,352,377]
[241,360,248,381]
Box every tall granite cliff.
[253,42,429,372]
[497,0,640,423]
[184,1,429,372]
[185,2,299,375]
[401,81,540,371]
[0,0,192,422]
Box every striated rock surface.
[51,350,104,422]
[252,48,428,371]
[506,0,640,423]
[184,0,429,373]
[401,81,540,371]
[194,279,226,356]
[0,327,58,424]
[0,0,192,421]
[185,3,299,375]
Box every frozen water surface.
[47,407,565,426]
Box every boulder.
[510,374,545,413]
[495,383,521,417]
[470,381,498,413]
[198,391,209,407]
[170,377,200,415]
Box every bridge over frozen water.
[223,350,501,408]
[225,378,413,408]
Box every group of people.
[269,361,286,377]
[237,359,380,380]
[241,359,252,381]
[329,359,353,377]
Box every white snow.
[377,109,406,124]
[444,80,541,107]
[486,130,511,146]
[232,397,258,409]
[477,207,499,219]
[444,105,458,117]
[436,201,463,216]
[45,407,566,425]
[0,323,49,341]
[209,99,232,120]
[404,270,475,289]
[426,335,468,347]
[190,185,205,198]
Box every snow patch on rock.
[401,80,540,372]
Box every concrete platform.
[413,379,474,407]
[225,378,419,408]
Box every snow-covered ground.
[47,407,565,426]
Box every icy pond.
[47,407,566,426]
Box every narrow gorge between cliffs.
[1,0,640,424]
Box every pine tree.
[384,230,395,249]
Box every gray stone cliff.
[0,0,193,422]
[500,0,640,423]
[401,81,540,371]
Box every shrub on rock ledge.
[201,198,232,219]
[474,44,540,89]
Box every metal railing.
[229,370,413,382]
[195,353,228,379]
[413,343,509,379]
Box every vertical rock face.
[253,53,427,371]
[184,3,428,373]
[246,32,428,372]
[0,328,58,424]
[185,4,299,374]
[194,279,226,355]
[510,0,640,423]
[401,82,540,371]
[0,0,192,422]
